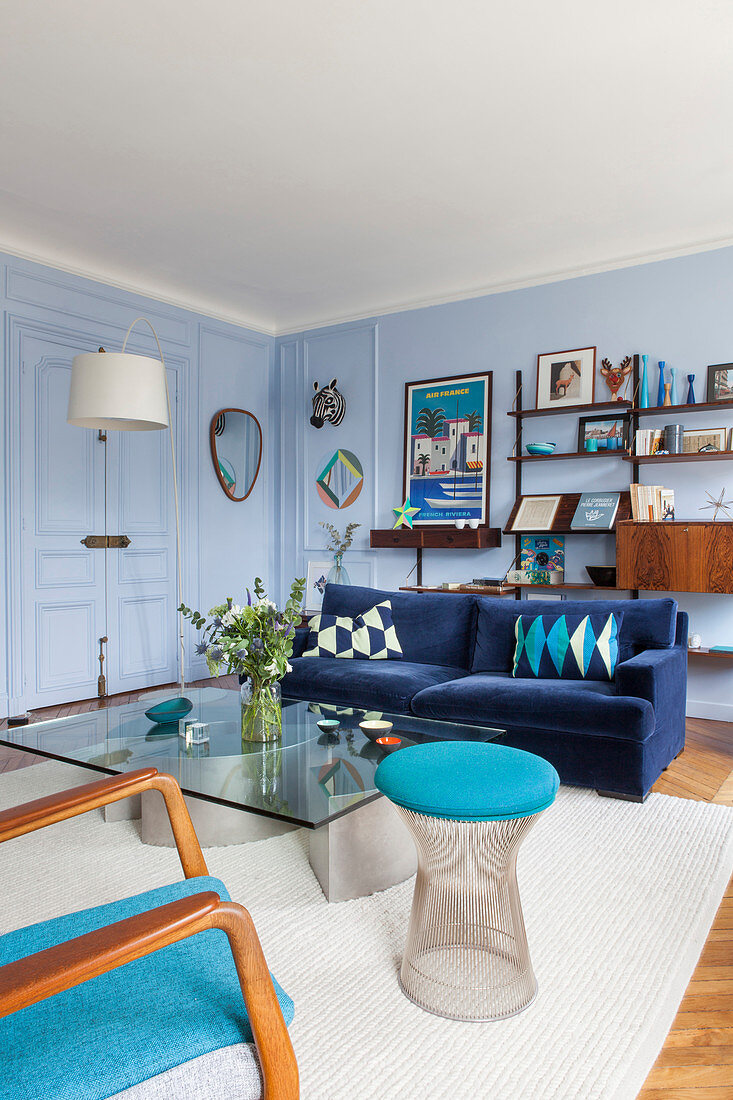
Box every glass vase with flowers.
[179,576,305,742]
[320,521,360,586]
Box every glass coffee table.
[1,688,504,901]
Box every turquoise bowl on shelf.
[144,697,193,724]
[525,442,556,456]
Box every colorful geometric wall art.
[316,449,364,509]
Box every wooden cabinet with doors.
[616,521,733,593]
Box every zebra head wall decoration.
[310,378,346,428]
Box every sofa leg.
[596,789,647,804]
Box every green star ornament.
[393,497,421,529]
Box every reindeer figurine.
[600,356,633,402]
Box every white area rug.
[1,761,732,1100]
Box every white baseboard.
[686,699,733,723]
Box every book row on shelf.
[629,483,675,522]
[634,425,732,456]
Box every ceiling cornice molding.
[2,233,732,340]
[274,235,733,337]
[0,241,278,337]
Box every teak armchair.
[0,766,298,1100]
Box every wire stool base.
[395,807,541,1021]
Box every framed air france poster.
[402,372,492,526]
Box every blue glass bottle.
[656,361,666,407]
[640,354,649,408]
[670,367,679,405]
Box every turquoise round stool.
[375,741,559,1021]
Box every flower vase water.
[327,551,350,586]
[240,678,282,742]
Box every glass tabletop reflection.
[0,689,504,829]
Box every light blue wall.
[1,253,275,716]
[278,246,733,722]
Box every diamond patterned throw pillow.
[303,600,403,660]
[512,612,622,681]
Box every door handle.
[81,535,131,548]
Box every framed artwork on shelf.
[682,426,728,454]
[706,363,733,403]
[511,495,562,532]
[577,413,630,453]
[535,346,596,410]
[403,371,492,526]
[305,560,332,613]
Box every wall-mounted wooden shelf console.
[370,526,503,586]
[503,492,632,536]
[616,520,733,593]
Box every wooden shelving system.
[507,372,634,598]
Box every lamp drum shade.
[68,352,169,431]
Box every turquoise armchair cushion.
[0,876,293,1100]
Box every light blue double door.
[16,329,181,711]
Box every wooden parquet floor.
[1,690,731,1096]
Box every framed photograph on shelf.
[682,427,728,454]
[577,413,629,453]
[535,346,596,410]
[403,371,492,526]
[511,495,562,532]
[305,560,332,613]
[706,363,733,403]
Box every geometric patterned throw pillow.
[512,612,622,681]
[302,600,403,661]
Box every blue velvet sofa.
[283,584,688,801]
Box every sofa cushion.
[411,672,655,742]
[321,583,476,669]
[0,876,292,1100]
[472,597,677,673]
[303,600,402,660]
[513,612,622,681]
[283,656,468,713]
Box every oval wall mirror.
[210,408,263,501]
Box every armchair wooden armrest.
[0,891,299,1099]
[0,767,208,878]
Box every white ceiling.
[2,1,733,334]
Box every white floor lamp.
[67,317,185,696]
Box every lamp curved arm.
[122,317,185,692]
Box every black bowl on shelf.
[585,565,617,588]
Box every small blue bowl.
[526,442,556,456]
[145,697,193,724]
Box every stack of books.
[634,428,664,455]
[630,484,676,521]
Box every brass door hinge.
[81,535,131,549]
